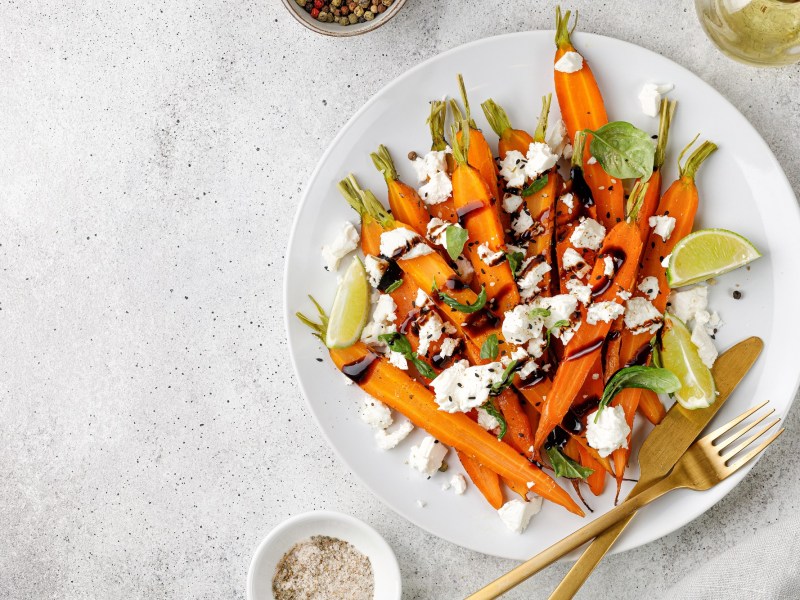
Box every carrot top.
[480,98,513,139]
[338,174,394,228]
[370,144,398,182]
[679,138,718,180]
[555,6,578,51]
[533,94,552,143]
[654,99,677,170]
[427,100,448,152]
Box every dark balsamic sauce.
[457,200,485,226]
[377,260,403,293]
[342,351,379,383]
[399,308,421,335]
[591,247,627,298]
[626,343,652,367]
[570,166,595,209]
[565,338,604,361]
[444,275,468,291]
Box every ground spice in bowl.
[272,535,374,600]
[295,0,396,25]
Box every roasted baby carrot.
[481,97,535,158]
[371,144,430,237]
[458,451,504,509]
[453,74,500,198]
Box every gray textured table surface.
[1,1,798,598]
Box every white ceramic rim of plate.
[246,510,401,600]
[283,30,800,559]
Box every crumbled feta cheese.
[586,301,625,325]
[418,171,453,205]
[617,289,632,301]
[691,322,718,368]
[527,336,547,359]
[498,150,527,188]
[638,276,660,301]
[661,253,671,268]
[502,193,523,213]
[546,119,569,157]
[380,227,433,260]
[667,286,708,325]
[321,221,360,271]
[554,51,584,74]
[361,294,398,348]
[476,407,500,431]
[649,214,677,242]
[498,497,543,533]
[412,149,451,182]
[426,217,450,248]
[638,82,674,118]
[360,398,393,430]
[408,436,448,476]
[450,474,467,495]
[695,309,723,336]
[560,193,575,213]
[570,218,606,250]
[477,243,505,267]
[518,359,539,380]
[388,351,409,370]
[624,297,663,335]
[524,142,559,180]
[531,294,579,331]
[566,278,592,304]
[364,254,389,288]
[603,255,615,277]
[512,207,535,238]
[374,418,414,450]
[517,259,552,298]
[373,294,397,324]
[430,360,505,413]
[438,337,460,359]
[586,405,630,457]
[415,288,432,308]
[443,322,457,335]
[454,255,475,283]
[417,312,445,357]
[502,304,546,346]
[562,247,591,278]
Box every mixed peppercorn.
[296,0,396,25]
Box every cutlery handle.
[465,475,679,600]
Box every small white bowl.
[281,0,407,37]
[247,510,402,600]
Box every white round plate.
[284,31,800,560]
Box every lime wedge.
[660,313,716,410]
[325,257,370,349]
[666,228,761,288]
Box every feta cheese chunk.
[438,337,460,359]
[502,193,523,214]
[562,247,591,279]
[524,142,559,180]
[566,278,592,304]
[570,218,606,250]
[361,294,398,348]
[477,407,501,431]
[638,82,675,118]
[586,405,631,458]
[695,309,723,336]
[412,149,450,182]
[691,321,718,368]
[321,221,360,271]
[661,253,671,268]
[511,207,536,239]
[560,192,575,214]
[502,304,546,346]
[624,297,663,335]
[546,118,569,157]
[454,255,475,283]
[498,497,544,533]
[380,227,433,260]
[431,360,505,413]
[477,243,505,267]
[415,288,432,308]
[374,418,414,450]
[603,255,615,277]
[360,398,393,430]
[517,259,552,299]
[638,276,660,301]
[554,51,584,74]
[667,286,708,325]
[649,214,677,242]
[450,474,467,495]
[373,294,397,324]
[417,312,445,357]
[586,301,625,325]
[498,150,527,188]
[418,171,453,206]
[388,351,409,370]
[408,436,448,476]
[364,254,389,288]
[426,217,464,252]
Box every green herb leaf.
[585,122,656,182]
[384,279,403,293]
[481,400,507,440]
[521,174,549,197]
[445,225,469,261]
[545,319,570,348]
[597,365,680,419]
[410,354,437,380]
[650,336,662,368]
[378,332,437,380]
[437,286,487,314]
[480,334,499,360]
[505,251,525,277]
[490,360,518,396]
[546,446,594,479]
[528,307,551,319]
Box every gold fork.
[466,400,784,600]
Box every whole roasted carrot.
[453,74,500,198]
[422,100,460,224]
[481,97,535,157]
[553,8,624,230]
[371,144,430,237]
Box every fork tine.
[705,400,770,444]
[723,418,780,459]
[716,407,775,452]
[727,428,784,473]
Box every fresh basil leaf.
[650,336,662,368]
[545,319,570,348]
[586,122,656,182]
[505,251,525,277]
[597,365,680,419]
[481,333,499,360]
[521,174,549,197]
[546,446,594,479]
[410,354,437,380]
[445,225,469,261]
[378,332,436,379]
[437,286,487,314]
[529,307,551,319]
[481,400,507,440]
[490,360,518,396]
[384,279,403,293]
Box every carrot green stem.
[370,145,398,182]
[533,94,552,143]
[571,130,586,169]
[456,74,478,130]
[296,295,329,341]
[450,116,470,166]
[427,100,448,152]
[338,174,394,228]
[654,99,677,170]
[481,99,512,138]
[626,181,649,222]
[679,139,718,180]
[555,6,578,50]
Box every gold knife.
[547,336,764,600]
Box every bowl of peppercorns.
[282,0,406,36]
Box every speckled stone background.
[1,0,798,598]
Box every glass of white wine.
[695,0,800,66]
